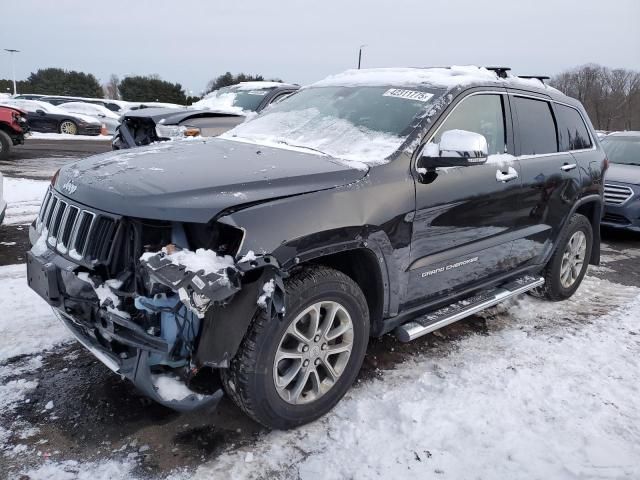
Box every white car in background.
[0,172,7,225]
[59,102,120,135]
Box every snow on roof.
[606,131,640,137]
[311,65,562,93]
[233,81,291,90]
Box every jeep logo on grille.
[62,180,78,195]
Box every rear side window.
[513,96,557,155]
[555,104,592,151]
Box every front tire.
[534,213,593,301]
[59,120,78,135]
[222,266,370,429]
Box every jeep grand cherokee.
[27,66,606,429]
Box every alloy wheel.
[273,301,354,405]
[560,230,587,288]
[60,121,78,135]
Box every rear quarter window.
[513,96,558,155]
[554,103,592,151]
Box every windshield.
[602,136,640,166]
[192,85,277,113]
[222,85,442,165]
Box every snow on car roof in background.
[311,65,563,93]
[232,81,293,90]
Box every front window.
[432,94,506,155]
[192,85,278,113]
[602,136,640,166]
[223,85,442,164]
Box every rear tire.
[0,130,11,160]
[533,213,593,301]
[222,266,369,429]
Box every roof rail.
[485,66,511,79]
[518,75,551,84]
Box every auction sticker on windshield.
[383,89,434,102]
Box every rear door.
[405,90,522,308]
[507,92,582,267]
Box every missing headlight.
[183,221,245,257]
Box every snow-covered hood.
[605,163,640,186]
[54,138,368,223]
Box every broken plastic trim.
[140,253,241,318]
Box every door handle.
[496,167,519,183]
[561,163,577,172]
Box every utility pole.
[4,49,20,96]
[358,44,367,70]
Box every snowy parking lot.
[1,148,640,479]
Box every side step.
[394,275,544,342]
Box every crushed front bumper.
[26,247,226,411]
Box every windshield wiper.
[277,140,328,156]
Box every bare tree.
[103,74,120,99]
[550,64,640,131]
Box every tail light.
[100,123,108,136]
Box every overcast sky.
[2,0,639,94]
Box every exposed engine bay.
[28,209,285,410]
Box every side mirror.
[36,109,46,115]
[418,129,488,169]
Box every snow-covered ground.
[1,177,49,225]
[29,132,112,141]
[2,260,639,478]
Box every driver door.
[404,91,523,308]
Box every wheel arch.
[571,195,602,266]
[304,248,386,336]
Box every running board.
[394,275,544,342]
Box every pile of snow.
[1,177,49,225]
[141,247,235,276]
[257,279,276,308]
[187,276,640,479]
[75,273,126,317]
[151,374,205,402]
[0,264,71,361]
[223,107,403,169]
[19,459,139,480]
[311,66,562,94]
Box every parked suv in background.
[0,104,29,159]
[601,131,640,232]
[27,66,605,429]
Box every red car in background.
[0,105,30,160]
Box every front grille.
[604,183,634,205]
[602,213,630,225]
[36,189,120,264]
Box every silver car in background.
[58,102,120,135]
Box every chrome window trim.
[416,89,598,169]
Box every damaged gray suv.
[27,66,606,429]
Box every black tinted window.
[513,96,557,155]
[555,104,592,151]
[434,94,506,155]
